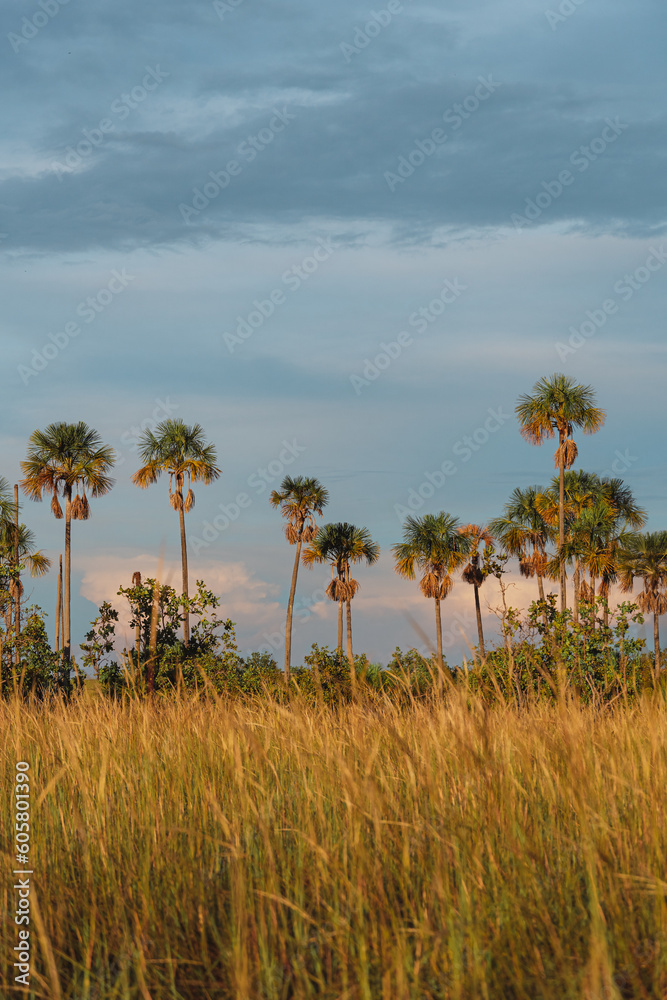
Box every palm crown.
[21,421,115,517]
[270,476,329,544]
[132,419,220,509]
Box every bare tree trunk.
[56,556,63,658]
[473,583,485,657]
[284,534,302,683]
[346,598,355,695]
[654,611,660,685]
[337,599,343,651]
[537,573,545,603]
[573,558,580,625]
[13,485,20,668]
[148,579,159,695]
[64,486,72,667]
[178,500,189,645]
[434,596,444,694]
[558,437,566,613]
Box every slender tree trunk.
[654,611,660,685]
[558,435,566,612]
[434,596,444,692]
[473,583,485,657]
[13,485,20,667]
[64,486,72,667]
[284,533,303,683]
[178,500,189,645]
[573,558,580,625]
[337,599,343,650]
[56,556,63,657]
[590,575,596,633]
[537,573,545,603]
[346,598,355,692]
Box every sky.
[2,0,666,666]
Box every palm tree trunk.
[284,534,303,683]
[56,556,62,658]
[64,486,72,669]
[573,558,580,625]
[13,484,20,668]
[473,583,485,657]
[559,435,566,613]
[337,599,343,650]
[537,573,545,603]
[590,575,596,633]
[178,500,189,645]
[654,611,660,685]
[434,596,444,690]
[346,598,355,692]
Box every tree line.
[1,373,666,692]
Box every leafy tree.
[302,522,379,672]
[618,531,667,683]
[132,420,220,645]
[392,513,471,675]
[516,374,605,611]
[269,475,328,681]
[80,602,119,677]
[0,605,60,698]
[21,422,115,673]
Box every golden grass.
[2,689,666,999]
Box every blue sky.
[2,0,666,664]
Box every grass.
[1,687,666,999]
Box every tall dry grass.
[1,688,666,999]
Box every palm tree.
[269,476,329,682]
[540,472,646,623]
[21,422,114,668]
[516,374,605,611]
[459,524,493,656]
[132,420,220,645]
[489,486,553,603]
[618,531,667,683]
[392,513,471,673]
[302,522,380,670]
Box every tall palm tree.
[489,486,553,603]
[516,374,605,611]
[392,513,471,673]
[270,476,328,682]
[540,472,646,623]
[132,420,220,645]
[302,522,379,669]
[459,524,493,656]
[21,422,114,667]
[618,531,667,683]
